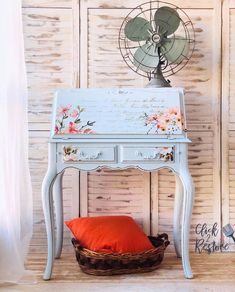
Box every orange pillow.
[65,215,154,253]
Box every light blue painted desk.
[42,88,194,280]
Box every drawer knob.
[135,151,159,160]
[79,151,102,160]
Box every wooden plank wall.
[222,0,235,245]
[22,0,226,254]
[22,0,80,253]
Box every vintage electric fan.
[118,1,195,87]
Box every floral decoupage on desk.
[52,88,186,137]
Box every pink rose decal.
[68,122,78,134]
[82,128,94,134]
[58,105,71,116]
[54,103,95,135]
[54,125,59,134]
[71,110,79,118]
[143,107,183,135]
[168,107,179,115]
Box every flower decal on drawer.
[142,107,184,135]
[63,146,78,162]
[54,105,96,135]
[159,147,174,162]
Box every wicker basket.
[71,233,170,276]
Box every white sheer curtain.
[0,0,33,283]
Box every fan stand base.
[145,78,171,88]
[145,76,171,88]
[145,66,171,88]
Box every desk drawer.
[121,146,174,163]
[60,145,116,163]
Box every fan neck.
[145,66,171,88]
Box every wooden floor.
[1,252,235,291]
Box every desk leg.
[180,170,194,279]
[53,171,64,259]
[42,170,57,280]
[173,175,183,258]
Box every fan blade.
[161,37,189,64]
[133,43,159,73]
[124,17,151,41]
[154,6,180,36]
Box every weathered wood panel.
[22,0,75,8]
[222,0,235,246]
[80,0,221,251]
[23,6,79,253]
[154,131,216,250]
[87,169,151,233]
[23,7,76,131]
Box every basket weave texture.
[71,233,170,276]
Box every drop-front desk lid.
[51,87,188,140]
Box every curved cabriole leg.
[42,171,56,280]
[42,143,57,280]
[173,174,183,258]
[180,170,194,279]
[53,171,64,259]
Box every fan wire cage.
[118,0,195,86]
